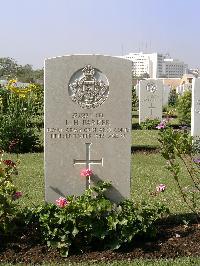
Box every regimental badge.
[146,82,157,93]
[68,65,109,109]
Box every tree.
[0,57,44,83]
[132,85,139,111]
[168,88,178,107]
[0,57,19,79]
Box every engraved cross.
[73,143,103,188]
[148,102,156,116]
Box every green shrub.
[140,118,160,130]
[0,80,41,152]
[168,88,178,107]
[0,114,40,152]
[177,90,192,126]
[157,122,200,218]
[30,182,168,257]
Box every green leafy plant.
[0,80,41,152]
[157,120,200,219]
[32,181,168,257]
[176,90,192,126]
[0,149,22,233]
[140,118,160,130]
[166,108,177,118]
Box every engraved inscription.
[47,112,130,140]
[68,65,109,109]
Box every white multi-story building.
[121,52,187,79]
[123,53,150,77]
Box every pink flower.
[156,184,166,192]
[193,158,200,164]
[13,191,22,200]
[156,122,166,129]
[80,168,93,177]
[56,197,68,208]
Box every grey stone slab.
[163,84,170,106]
[45,55,132,203]
[191,78,200,138]
[139,79,163,123]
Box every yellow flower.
[6,79,36,96]
[19,94,26,98]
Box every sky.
[1,0,200,69]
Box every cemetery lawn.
[1,129,200,264]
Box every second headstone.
[139,79,163,123]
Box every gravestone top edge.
[44,54,132,66]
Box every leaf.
[106,240,121,250]
[61,248,69,257]
[72,226,79,237]
[47,240,58,248]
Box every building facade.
[162,57,188,78]
[121,52,187,79]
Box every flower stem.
[88,175,91,189]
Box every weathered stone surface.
[45,55,132,203]
[191,78,200,138]
[139,79,163,123]
[163,84,170,106]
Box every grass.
[78,257,200,265]
[5,129,198,215]
[64,257,200,265]
[2,257,200,265]
[4,152,44,208]
[132,130,160,149]
[131,152,196,214]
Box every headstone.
[191,78,200,138]
[163,84,170,106]
[139,79,163,123]
[45,55,132,203]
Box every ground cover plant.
[27,182,167,257]
[139,119,160,130]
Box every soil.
[0,220,199,264]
